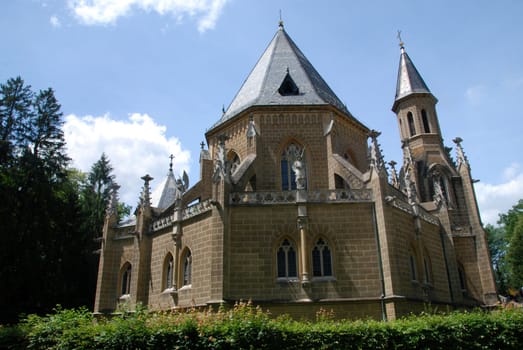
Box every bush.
[2,303,523,349]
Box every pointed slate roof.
[394,45,432,103]
[212,23,352,129]
[151,158,181,211]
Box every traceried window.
[312,238,333,277]
[277,239,298,279]
[164,254,174,290]
[120,263,132,296]
[281,143,306,190]
[407,112,416,136]
[182,250,192,286]
[421,109,431,133]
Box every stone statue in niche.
[292,149,306,190]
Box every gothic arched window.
[120,262,132,296]
[421,109,431,133]
[164,254,174,290]
[423,253,432,284]
[182,249,192,286]
[407,112,416,136]
[277,238,298,279]
[312,238,333,277]
[281,143,306,191]
[408,248,417,281]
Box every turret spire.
[393,38,432,108]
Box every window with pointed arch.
[163,253,174,290]
[312,238,333,278]
[182,249,192,287]
[281,143,306,191]
[421,109,431,133]
[277,238,298,279]
[423,253,433,284]
[408,248,418,281]
[407,112,416,136]
[120,262,132,296]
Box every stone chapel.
[94,23,497,320]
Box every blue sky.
[2,0,522,225]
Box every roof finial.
[169,154,174,172]
[397,30,405,50]
[278,9,284,29]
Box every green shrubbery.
[1,302,522,349]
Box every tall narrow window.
[407,112,416,136]
[277,239,298,278]
[281,143,306,190]
[423,256,432,284]
[409,253,417,281]
[312,238,333,277]
[164,254,174,289]
[183,250,192,286]
[121,263,132,296]
[421,109,431,133]
[458,265,467,292]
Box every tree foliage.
[0,77,129,323]
[486,199,523,294]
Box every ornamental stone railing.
[150,199,213,233]
[229,189,372,205]
[385,196,440,225]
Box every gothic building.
[94,23,497,320]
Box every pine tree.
[81,153,115,239]
[0,78,84,322]
[0,77,33,166]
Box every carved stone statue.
[292,151,306,190]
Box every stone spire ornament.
[401,140,418,205]
[369,130,387,175]
[106,182,121,217]
[140,174,153,208]
[389,160,399,189]
[453,137,469,169]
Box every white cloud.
[50,15,61,28]
[68,0,228,32]
[465,84,487,105]
[475,163,523,225]
[63,113,191,208]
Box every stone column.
[297,215,309,285]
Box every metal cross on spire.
[169,154,174,172]
[397,30,404,48]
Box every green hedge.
[1,303,522,349]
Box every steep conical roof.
[394,45,431,102]
[212,23,352,129]
[151,158,181,211]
